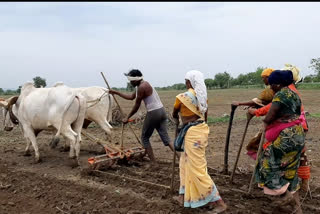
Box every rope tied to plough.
[86,91,109,109]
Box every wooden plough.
[85,72,229,192]
[85,72,145,170]
[83,129,145,170]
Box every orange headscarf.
[261,68,275,77]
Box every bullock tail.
[100,88,113,129]
[50,93,79,148]
[74,94,87,143]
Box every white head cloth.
[127,76,144,81]
[185,70,208,115]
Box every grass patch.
[296,83,320,90]
[207,115,262,125]
[207,116,230,124]
[308,113,320,118]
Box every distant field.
[157,88,320,119]
[2,88,320,119]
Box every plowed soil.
[1,89,320,214]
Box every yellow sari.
[175,89,222,208]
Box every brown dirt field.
[0,89,320,214]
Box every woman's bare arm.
[263,103,280,126]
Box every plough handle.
[170,123,179,193]
[230,112,253,183]
[101,72,124,115]
[248,131,265,193]
[223,104,237,174]
[100,72,142,146]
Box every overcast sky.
[1,2,320,89]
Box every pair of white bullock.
[0,82,114,166]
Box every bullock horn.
[6,96,19,125]
[7,96,19,107]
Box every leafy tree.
[4,89,16,95]
[230,66,265,87]
[309,58,320,77]
[214,71,232,88]
[253,66,265,85]
[33,76,47,88]
[17,85,22,94]
[231,74,246,86]
[303,75,311,83]
[205,78,217,89]
[171,83,186,90]
[255,66,264,77]
[126,82,134,91]
[0,88,3,95]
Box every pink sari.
[247,116,304,161]
[265,118,303,142]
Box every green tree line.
[156,58,320,90]
[154,67,265,90]
[304,57,320,82]
[0,76,46,95]
[2,58,320,94]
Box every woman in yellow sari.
[172,70,227,213]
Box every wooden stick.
[302,204,320,212]
[81,129,105,147]
[170,149,177,193]
[248,131,265,193]
[230,112,253,183]
[55,206,70,214]
[120,123,125,150]
[100,72,142,146]
[308,182,313,199]
[170,123,179,194]
[81,129,122,153]
[93,170,170,190]
[209,171,231,178]
[223,104,237,174]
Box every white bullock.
[50,83,114,149]
[1,98,16,131]
[0,82,87,164]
